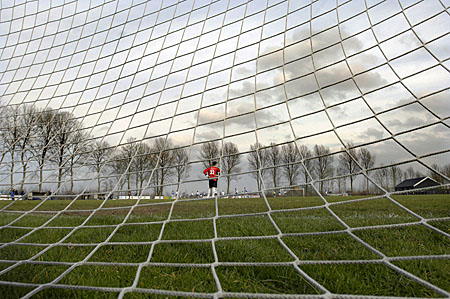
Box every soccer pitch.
[0,194,448,298]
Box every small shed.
[395,176,440,194]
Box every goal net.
[0,0,449,298]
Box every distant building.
[395,177,441,194]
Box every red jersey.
[204,166,221,181]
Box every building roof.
[395,176,439,188]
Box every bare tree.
[298,144,313,196]
[390,164,403,191]
[335,167,346,194]
[151,138,175,196]
[2,105,21,188]
[65,130,90,194]
[89,140,113,193]
[222,142,241,193]
[442,164,450,183]
[267,143,281,189]
[0,102,7,167]
[199,141,220,169]
[404,166,423,179]
[313,144,334,195]
[281,142,301,187]
[358,147,375,194]
[115,138,142,194]
[110,150,129,195]
[247,143,268,191]
[133,141,154,192]
[428,163,447,184]
[338,143,360,194]
[404,166,414,179]
[374,167,389,192]
[173,147,190,185]
[32,108,57,192]
[16,105,38,192]
[49,111,83,192]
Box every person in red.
[203,161,221,198]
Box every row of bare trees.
[2,104,448,196]
[90,138,191,196]
[0,104,192,195]
[247,142,448,194]
[1,105,86,193]
[247,142,374,195]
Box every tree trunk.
[57,167,63,191]
[97,165,101,193]
[39,163,44,192]
[20,155,27,192]
[350,176,353,194]
[304,171,309,196]
[70,165,74,194]
[159,169,165,196]
[366,174,370,194]
[10,151,15,188]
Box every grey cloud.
[198,109,224,126]
[256,28,388,104]
[229,80,255,99]
[360,127,385,140]
[386,116,429,132]
[196,131,220,141]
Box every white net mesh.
[0,0,449,298]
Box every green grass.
[32,288,118,299]
[272,207,346,233]
[267,196,324,209]
[10,212,55,227]
[0,263,69,284]
[59,265,137,287]
[393,259,450,292]
[218,197,268,215]
[429,219,450,234]
[89,244,152,263]
[216,265,320,294]
[0,244,44,260]
[47,212,89,227]
[393,194,450,218]
[162,220,214,240]
[21,228,73,244]
[330,197,418,227]
[215,239,292,262]
[282,233,380,260]
[0,212,20,226]
[216,215,278,237]
[172,199,215,219]
[84,209,130,226]
[300,263,440,297]
[0,195,448,298]
[151,242,214,264]
[0,227,32,242]
[126,204,172,223]
[38,245,95,262]
[138,266,216,293]
[110,223,162,242]
[4,200,41,211]
[354,224,450,257]
[62,227,115,244]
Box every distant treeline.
[1,104,448,196]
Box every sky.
[0,0,449,194]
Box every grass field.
[0,194,449,298]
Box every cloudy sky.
[0,0,449,194]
